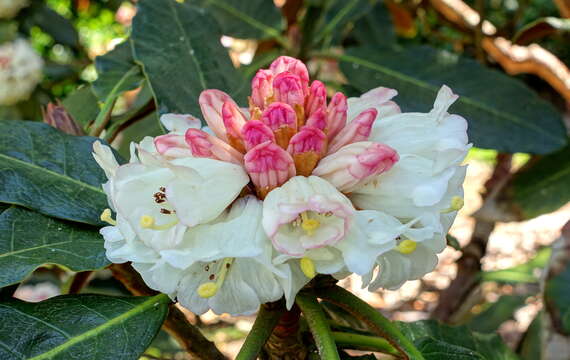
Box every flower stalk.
[236,302,285,360]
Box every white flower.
[94,56,470,314]
[0,39,43,105]
[0,0,28,19]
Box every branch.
[429,0,570,102]
[109,263,226,360]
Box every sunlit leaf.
[340,45,567,154]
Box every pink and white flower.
[0,39,43,105]
[94,56,469,315]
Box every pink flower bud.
[304,108,327,132]
[287,126,327,176]
[43,102,84,136]
[222,101,247,153]
[242,120,275,151]
[313,141,398,192]
[244,141,296,199]
[199,89,237,142]
[269,56,309,92]
[250,69,273,109]
[326,92,348,141]
[185,128,244,165]
[154,134,193,159]
[261,102,297,149]
[328,108,377,154]
[273,72,305,110]
[305,80,326,117]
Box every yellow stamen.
[397,239,417,254]
[300,257,316,279]
[441,196,464,213]
[300,212,320,236]
[100,208,117,225]
[139,215,179,230]
[197,258,234,298]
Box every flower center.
[197,257,234,298]
[300,211,320,236]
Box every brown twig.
[429,0,570,102]
[263,304,308,360]
[433,154,513,321]
[109,263,226,360]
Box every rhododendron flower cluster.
[0,0,28,19]
[0,39,43,106]
[94,56,470,315]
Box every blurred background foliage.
[0,0,569,359]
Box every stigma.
[300,257,316,278]
[441,196,464,213]
[397,239,417,254]
[139,215,179,230]
[197,258,234,298]
[100,208,117,225]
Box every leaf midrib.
[0,153,105,195]
[27,294,169,360]
[515,163,570,199]
[340,53,562,143]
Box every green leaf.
[20,3,80,49]
[62,86,100,129]
[511,143,570,219]
[467,295,528,333]
[0,206,108,288]
[0,293,169,359]
[544,245,570,335]
[93,40,143,101]
[193,0,284,39]
[352,1,396,46]
[518,311,542,360]
[339,45,567,154]
[132,0,245,118]
[480,247,551,283]
[398,320,519,360]
[0,121,113,225]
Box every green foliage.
[192,0,285,39]
[131,0,245,118]
[511,144,570,219]
[467,295,528,333]
[0,206,108,288]
[398,320,519,360]
[480,247,552,283]
[92,40,143,101]
[544,248,570,335]
[0,121,111,225]
[0,294,169,359]
[339,45,567,154]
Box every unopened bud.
[328,108,377,154]
[287,126,327,176]
[313,141,398,192]
[244,141,296,199]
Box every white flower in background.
[0,39,43,105]
[0,39,42,106]
[94,56,469,315]
[0,0,29,19]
